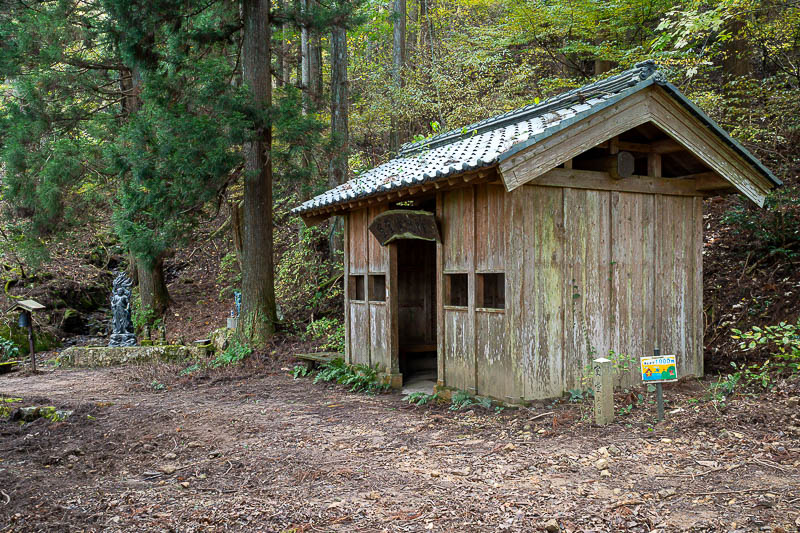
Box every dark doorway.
[397,238,437,385]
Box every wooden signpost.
[9,299,45,372]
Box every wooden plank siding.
[435,180,703,400]
[519,186,566,399]
[344,206,396,373]
[441,187,477,392]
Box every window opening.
[477,273,505,309]
[369,274,386,302]
[349,275,365,301]
[445,273,468,307]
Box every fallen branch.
[0,490,9,505]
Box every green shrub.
[305,317,345,353]
[403,391,440,406]
[732,321,800,375]
[0,337,20,362]
[210,337,253,368]
[449,390,493,411]
[312,357,388,394]
[722,186,800,260]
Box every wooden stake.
[25,311,36,372]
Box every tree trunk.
[390,0,407,151]
[723,19,750,77]
[329,25,349,189]
[300,0,310,107]
[126,62,169,315]
[281,0,290,86]
[137,256,169,317]
[310,30,322,104]
[328,23,349,256]
[240,0,277,345]
[128,252,139,286]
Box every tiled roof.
[293,60,779,215]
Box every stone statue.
[109,272,136,347]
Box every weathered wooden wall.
[436,176,704,400]
[345,205,396,373]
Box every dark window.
[477,273,505,309]
[445,273,468,307]
[369,274,386,302]
[349,275,365,301]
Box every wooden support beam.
[651,138,683,154]
[583,151,635,180]
[597,138,685,154]
[530,168,704,197]
[692,172,733,191]
[608,136,619,155]
[563,159,573,169]
[647,153,662,178]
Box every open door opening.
[397,238,437,393]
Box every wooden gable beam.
[499,91,651,191]
[498,85,774,206]
[646,86,773,206]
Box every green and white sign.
[640,355,678,383]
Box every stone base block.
[380,372,403,389]
[59,345,194,367]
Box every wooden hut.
[293,61,781,402]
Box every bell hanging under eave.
[18,312,30,328]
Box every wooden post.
[654,347,665,422]
[25,311,36,372]
[593,357,613,425]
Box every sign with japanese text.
[640,355,678,383]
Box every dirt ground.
[0,363,798,533]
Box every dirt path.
[0,367,798,532]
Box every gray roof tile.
[293,60,779,215]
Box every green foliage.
[579,350,636,392]
[291,364,312,379]
[216,252,241,300]
[403,391,440,406]
[723,186,800,260]
[0,337,20,362]
[274,200,343,328]
[312,357,388,394]
[449,390,493,411]
[150,380,166,391]
[305,317,345,353]
[180,363,202,376]
[210,338,253,368]
[732,320,800,375]
[568,388,593,403]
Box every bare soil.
[0,362,798,532]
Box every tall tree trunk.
[310,29,322,104]
[328,23,349,256]
[281,0,290,86]
[329,25,349,189]
[723,19,750,77]
[126,63,170,316]
[240,0,277,345]
[390,0,406,151]
[137,256,169,316]
[300,0,310,107]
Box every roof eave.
[655,80,782,188]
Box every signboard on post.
[640,355,678,383]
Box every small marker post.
[593,357,614,425]
[654,348,664,422]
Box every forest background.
[0,0,798,368]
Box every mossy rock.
[58,345,194,367]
